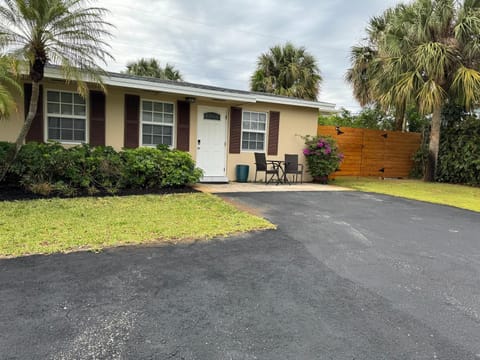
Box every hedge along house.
[1,66,336,182]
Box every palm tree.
[0,0,113,180]
[163,63,183,81]
[346,6,409,131]
[375,0,480,181]
[250,42,322,101]
[345,45,377,108]
[125,58,163,78]
[125,58,184,81]
[0,55,21,119]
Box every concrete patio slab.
[194,181,351,193]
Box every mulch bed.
[0,184,198,202]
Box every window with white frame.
[46,90,87,143]
[141,100,174,146]
[241,111,267,151]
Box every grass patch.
[0,193,275,258]
[333,177,480,212]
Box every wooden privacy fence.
[317,126,422,178]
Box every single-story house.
[0,66,336,182]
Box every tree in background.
[0,0,113,181]
[319,106,428,132]
[318,107,395,130]
[250,42,322,101]
[318,108,357,128]
[349,0,480,182]
[124,58,183,81]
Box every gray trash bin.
[235,164,249,182]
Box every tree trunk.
[0,81,40,182]
[424,104,442,182]
[394,100,406,131]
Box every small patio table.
[267,159,290,184]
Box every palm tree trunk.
[394,100,406,131]
[0,81,40,182]
[424,104,442,182]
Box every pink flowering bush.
[302,135,343,181]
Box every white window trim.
[139,98,176,148]
[240,110,268,153]
[44,88,89,144]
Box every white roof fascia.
[105,76,258,103]
[254,94,337,111]
[44,67,257,103]
[43,67,337,110]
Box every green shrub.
[121,147,202,189]
[1,142,202,196]
[60,144,123,194]
[411,111,480,185]
[436,117,480,185]
[121,147,164,188]
[10,142,66,187]
[157,150,203,187]
[0,141,13,161]
[0,141,16,183]
[410,142,428,179]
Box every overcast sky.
[101,0,403,112]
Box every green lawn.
[333,177,480,212]
[0,193,275,258]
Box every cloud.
[101,0,403,111]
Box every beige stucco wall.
[103,86,185,150]
[2,81,319,182]
[224,103,317,182]
[0,91,24,142]
[1,80,82,143]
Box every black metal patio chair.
[284,154,304,184]
[254,152,280,184]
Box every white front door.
[196,106,228,182]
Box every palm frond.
[414,42,457,81]
[451,65,480,109]
[0,55,21,119]
[0,0,114,89]
[417,79,447,113]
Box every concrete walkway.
[194,181,351,193]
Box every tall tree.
[346,6,409,131]
[350,0,480,181]
[250,42,322,101]
[379,0,480,181]
[0,0,113,180]
[125,58,184,81]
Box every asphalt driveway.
[1,191,479,359]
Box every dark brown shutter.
[89,91,106,146]
[24,83,44,143]
[124,94,140,148]
[229,107,242,154]
[267,111,280,156]
[176,100,190,151]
